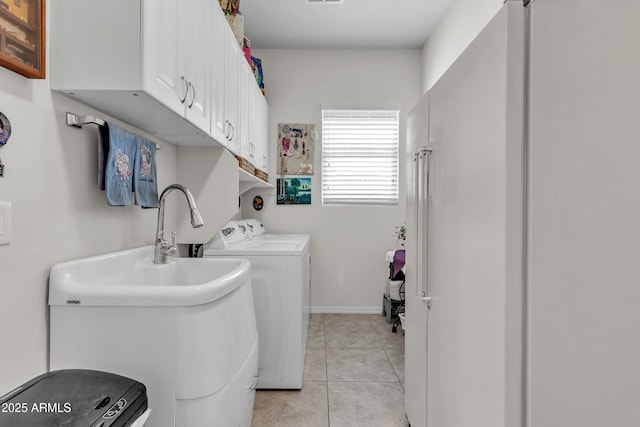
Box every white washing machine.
[204,219,311,389]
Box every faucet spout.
[190,208,204,228]
[153,184,204,264]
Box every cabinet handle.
[179,76,188,104]
[229,123,235,141]
[187,82,196,108]
[224,120,231,140]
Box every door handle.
[421,291,432,309]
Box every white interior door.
[425,4,525,426]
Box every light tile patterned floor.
[251,314,408,427]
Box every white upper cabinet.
[141,0,183,116]
[259,87,269,173]
[222,36,242,154]
[50,0,270,181]
[50,0,267,154]
[237,57,270,176]
[239,59,254,167]
[182,0,211,132]
[250,78,269,174]
[143,0,210,134]
[210,10,230,147]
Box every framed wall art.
[277,123,316,175]
[0,0,45,78]
[277,177,311,205]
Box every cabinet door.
[260,92,269,172]
[251,86,262,172]
[223,31,242,154]
[252,85,269,173]
[142,0,185,115]
[210,8,228,145]
[238,59,254,165]
[183,0,211,134]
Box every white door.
[425,4,525,427]
[183,0,210,134]
[142,0,185,115]
[239,60,254,165]
[224,32,242,154]
[247,74,269,173]
[404,94,429,427]
[259,93,269,173]
[528,1,640,425]
[249,81,261,169]
[210,8,229,145]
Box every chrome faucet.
[154,184,204,264]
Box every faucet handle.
[163,232,177,257]
[170,232,177,253]
[159,232,177,257]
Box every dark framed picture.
[277,177,311,205]
[0,0,45,78]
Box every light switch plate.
[0,202,12,245]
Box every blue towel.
[97,123,136,206]
[133,135,159,208]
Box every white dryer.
[204,220,311,389]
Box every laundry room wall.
[0,9,239,392]
[240,49,422,312]
[422,0,505,91]
[0,65,182,393]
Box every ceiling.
[239,0,454,49]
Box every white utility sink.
[48,246,259,427]
[49,246,250,306]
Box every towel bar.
[66,112,162,150]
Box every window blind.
[321,109,399,206]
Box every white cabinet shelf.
[239,168,273,195]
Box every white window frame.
[321,108,400,206]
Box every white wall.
[0,70,181,392]
[0,21,239,393]
[422,0,505,91]
[241,49,422,312]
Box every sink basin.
[49,245,258,427]
[49,246,251,306]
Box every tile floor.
[251,313,408,427]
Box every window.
[321,109,400,206]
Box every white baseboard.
[310,306,381,314]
